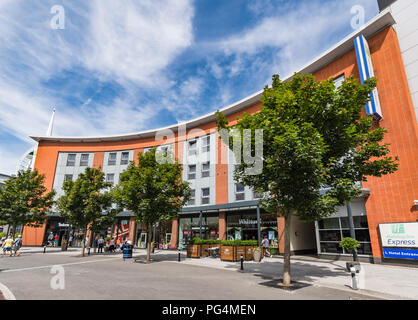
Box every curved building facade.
[23,9,418,264]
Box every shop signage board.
[354,34,383,121]
[379,222,418,248]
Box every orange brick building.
[23,9,418,264]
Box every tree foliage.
[216,73,399,285]
[0,169,55,234]
[56,167,118,256]
[113,147,191,262]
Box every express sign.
[379,222,418,248]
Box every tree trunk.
[10,224,16,238]
[146,224,153,263]
[282,212,292,286]
[81,225,88,257]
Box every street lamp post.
[256,206,261,248]
[346,202,358,262]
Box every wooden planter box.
[244,246,257,261]
[234,246,247,261]
[187,244,201,258]
[220,245,236,261]
[201,244,210,257]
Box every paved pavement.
[0,247,416,300]
[0,249,376,300]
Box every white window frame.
[64,174,73,182]
[201,135,210,153]
[201,161,210,178]
[201,188,210,205]
[108,153,117,166]
[66,154,76,167]
[188,189,196,206]
[120,152,129,165]
[106,173,115,185]
[188,140,197,156]
[80,154,89,166]
[235,183,245,201]
[188,165,196,180]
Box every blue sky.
[0,0,378,174]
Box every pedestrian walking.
[262,236,271,257]
[2,236,14,257]
[54,234,59,247]
[109,238,115,252]
[93,236,99,253]
[68,235,73,247]
[47,232,54,246]
[12,235,23,256]
[97,236,104,253]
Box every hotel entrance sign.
[354,35,383,121]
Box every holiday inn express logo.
[391,224,405,234]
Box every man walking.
[262,236,271,257]
[2,236,14,257]
[97,236,104,253]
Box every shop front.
[178,212,219,250]
[226,209,278,247]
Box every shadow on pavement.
[224,259,349,285]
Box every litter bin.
[123,244,133,260]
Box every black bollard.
[240,255,244,271]
[43,246,46,254]
[88,247,91,255]
[178,251,181,262]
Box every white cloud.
[216,0,378,80]
[0,0,194,174]
[84,0,194,87]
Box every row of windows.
[64,173,117,184]
[187,162,210,179]
[187,188,210,206]
[66,152,130,167]
[188,135,210,156]
[185,185,263,206]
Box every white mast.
[46,107,56,137]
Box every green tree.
[216,73,398,286]
[56,167,118,257]
[114,147,191,263]
[0,169,55,236]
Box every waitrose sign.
[379,223,418,248]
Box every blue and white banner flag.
[354,35,383,121]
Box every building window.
[201,188,210,204]
[66,154,76,166]
[188,140,197,156]
[108,153,117,166]
[121,152,129,165]
[188,165,196,180]
[202,135,210,153]
[80,154,89,166]
[201,162,210,178]
[106,173,115,185]
[144,148,151,154]
[235,183,245,201]
[317,215,371,255]
[333,74,345,88]
[160,146,168,156]
[187,190,195,206]
[64,174,73,182]
[253,190,263,199]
